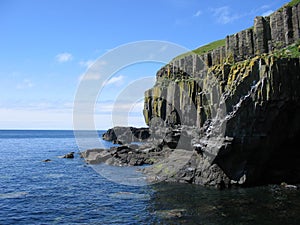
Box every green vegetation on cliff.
[278,0,300,12]
[193,39,225,55]
[174,39,225,60]
[287,0,300,7]
[142,0,300,188]
[273,41,300,58]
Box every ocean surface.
[0,130,300,225]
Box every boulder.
[102,126,150,144]
[61,152,75,159]
[42,159,51,162]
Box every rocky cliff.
[83,1,300,188]
[142,2,300,187]
[169,1,300,67]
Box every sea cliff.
[83,1,300,188]
[141,1,300,187]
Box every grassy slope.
[173,0,299,61]
[174,39,225,60]
[192,39,225,55]
[287,0,300,7]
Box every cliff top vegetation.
[287,0,300,7]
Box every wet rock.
[155,209,186,219]
[42,159,51,162]
[61,152,75,159]
[83,2,300,188]
[102,126,150,144]
[80,149,111,164]
[80,143,166,167]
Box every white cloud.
[194,10,202,17]
[212,6,240,24]
[2,100,73,112]
[0,99,146,130]
[96,100,142,114]
[78,60,108,81]
[159,45,168,52]
[55,52,73,63]
[261,10,274,17]
[16,79,34,89]
[78,72,101,81]
[78,73,123,84]
[93,100,146,128]
[0,101,74,129]
[79,60,96,68]
[260,5,271,11]
[103,75,124,86]
[0,108,73,129]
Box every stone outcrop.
[86,1,300,188]
[80,144,170,166]
[102,126,150,144]
[142,52,300,187]
[141,2,300,187]
[181,3,300,67]
[60,152,75,159]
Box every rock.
[80,143,165,167]
[141,2,300,188]
[281,182,298,189]
[155,209,186,219]
[102,126,150,144]
[143,49,300,187]
[42,159,51,162]
[80,149,112,164]
[84,1,300,188]
[177,2,300,68]
[61,152,74,159]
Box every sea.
[0,130,300,225]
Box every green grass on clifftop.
[192,39,225,55]
[287,0,300,7]
[173,39,225,60]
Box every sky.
[0,0,291,130]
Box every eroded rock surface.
[81,2,300,188]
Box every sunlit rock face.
[142,2,300,187]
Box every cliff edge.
[142,1,300,187]
[82,1,300,188]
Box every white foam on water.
[0,191,28,199]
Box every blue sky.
[0,0,290,130]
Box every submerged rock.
[60,152,75,159]
[155,209,186,219]
[42,159,51,162]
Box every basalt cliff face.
[83,2,300,188]
[142,2,300,187]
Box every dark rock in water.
[80,149,112,164]
[155,209,186,219]
[102,126,150,144]
[62,152,74,159]
[80,143,169,167]
[42,159,51,162]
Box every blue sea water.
[0,130,300,225]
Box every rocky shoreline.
[81,125,248,188]
[81,1,300,188]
